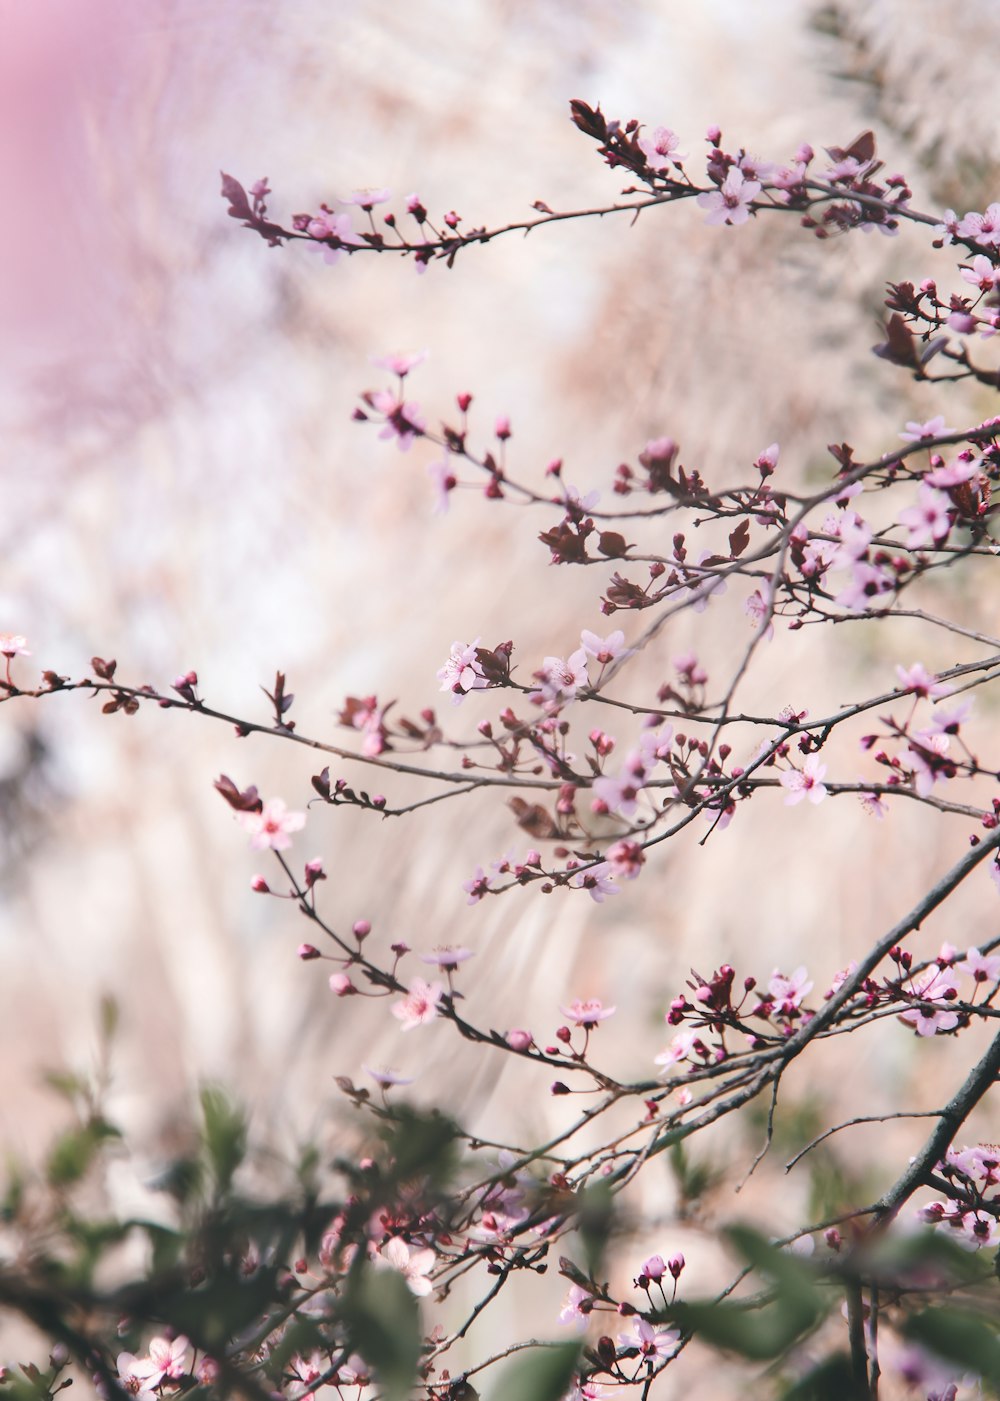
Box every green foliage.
[488,1342,582,1401]
[200,1085,248,1196]
[902,1306,1000,1387]
[340,1260,422,1401]
[575,1179,615,1277]
[668,1137,724,1214]
[780,1352,868,1400]
[667,1227,826,1362]
[379,1106,459,1192]
[45,1119,119,1190]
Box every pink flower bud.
[353,919,372,940]
[668,1253,685,1278]
[250,875,270,893]
[495,415,511,440]
[298,943,320,960]
[551,1081,570,1095]
[329,972,356,996]
[506,1028,532,1052]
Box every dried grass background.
[1,0,1000,1392]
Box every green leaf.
[99,993,120,1043]
[41,1070,87,1105]
[902,1306,1000,1385]
[664,1227,825,1361]
[488,1342,582,1401]
[575,1181,614,1277]
[46,1124,108,1188]
[381,1107,459,1189]
[164,1264,280,1351]
[340,1262,421,1401]
[200,1086,247,1194]
[781,1352,868,1399]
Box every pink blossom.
[419,945,474,971]
[377,1237,435,1295]
[957,1212,1000,1249]
[392,978,443,1031]
[907,730,955,798]
[506,1028,533,1052]
[306,211,364,264]
[579,629,630,665]
[768,966,814,1010]
[145,1337,190,1384]
[569,862,618,902]
[558,1283,593,1329]
[371,349,427,376]
[329,972,355,997]
[737,152,778,182]
[744,588,774,639]
[674,652,707,685]
[932,209,960,244]
[926,454,981,488]
[345,186,391,208]
[928,699,972,735]
[696,168,761,226]
[899,415,953,443]
[899,966,960,1037]
[834,558,895,612]
[238,798,306,851]
[115,1354,159,1400]
[826,961,858,997]
[859,791,888,820]
[561,998,616,1027]
[0,633,30,657]
[531,648,589,709]
[427,460,457,514]
[371,389,426,451]
[621,1316,680,1362]
[462,865,492,903]
[755,442,780,472]
[562,483,601,512]
[832,509,873,561]
[960,254,1000,292]
[365,1065,414,1088]
[895,663,953,700]
[957,948,1000,985]
[437,638,488,703]
[604,839,645,881]
[655,1028,700,1071]
[638,125,686,170]
[958,203,1000,247]
[592,764,645,819]
[779,754,828,806]
[898,484,952,549]
[640,1253,666,1282]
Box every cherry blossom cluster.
[5,100,1000,1401]
[920,1143,1000,1249]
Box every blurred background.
[2,0,1000,1392]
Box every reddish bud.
[298,943,320,960]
